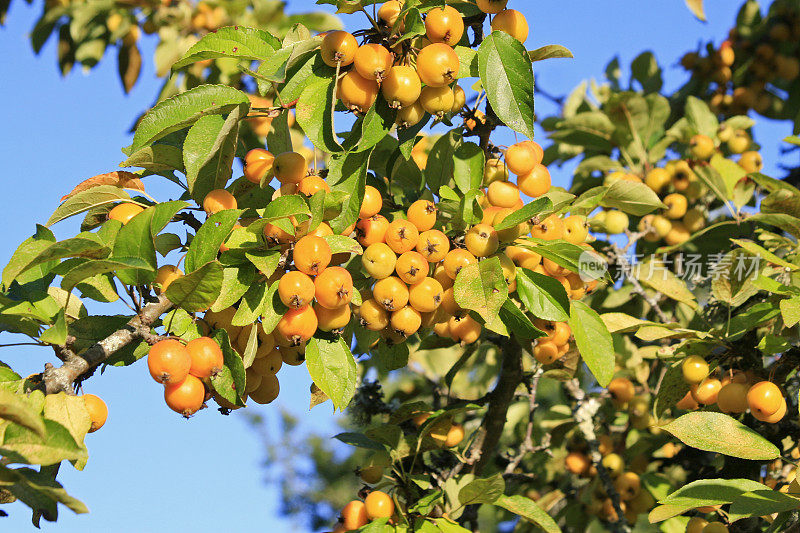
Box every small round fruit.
[244,148,275,184]
[517,164,551,197]
[451,84,466,111]
[377,0,402,27]
[533,340,559,364]
[681,355,709,384]
[362,242,397,279]
[465,224,499,257]
[416,43,459,87]
[607,377,635,403]
[691,378,722,405]
[444,423,465,447]
[419,85,455,115]
[443,248,477,279]
[359,465,384,485]
[407,199,437,232]
[476,0,508,14]
[278,271,315,309]
[297,175,330,196]
[395,251,429,284]
[644,167,671,193]
[341,500,369,531]
[83,394,108,433]
[425,5,464,45]
[364,490,395,520]
[273,152,307,183]
[354,43,393,82]
[381,65,422,108]
[338,70,379,113]
[487,180,521,208]
[315,302,351,332]
[563,215,588,244]
[391,305,422,337]
[689,134,715,160]
[276,305,318,345]
[164,375,205,416]
[250,372,280,404]
[409,277,443,313]
[360,185,383,219]
[416,229,450,262]
[565,451,590,475]
[357,299,390,331]
[186,336,224,378]
[449,314,481,343]
[614,471,641,501]
[490,9,528,42]
[203,189,237,214]
[320,30,358,67]
[505,141,542,176]
[385,219,420,254]
[738,151,763,173]
[683,208,706,233]
[154,265,183,294]
[663,193,688,219]
[746,381,783,418]
[314,266,353,309]
[108,203,144,224]
[373,276,409,311]
[148,339,191,385]
[702,523,729,533]
[717,382,749,414]
[530,214,565,240]
[293,235,332,276]
[252,348,282,375]
[396,101,426,128]
[755,397,787,423]
[357,216,389,248]
[603,210,629,234]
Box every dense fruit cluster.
[589,129,761,246]
[680,1,800,119]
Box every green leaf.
[46,185,131,227]
[231,283,269,327]
[495,494,561,533]
[516,268,570,322]
[295,72,340,153]
[120,144,184,173]
[2,225,56,289]
[650,478,768,522]
[39,309,67,345]
[728,490,800,522]
[499,300,544,340]
[684,95,717,138]
[425,130,460,192]
[351,95,395,152]
[185,210,242,273]
[260,281,286,334]
[0,389,46,439]
[730,238,797,271]
[779,296,800,328]
[654,361,691,417]
[60,257,153,292]
[305,335,357,412]
[493,197,552,231]
[0,465,88,519]
[458,473,505,506]
[131,85,250,152]
[164,261,224,312]
[569,300,614,387]
[42,393,90,470]
[601,180,667,216]
[172,26,280,70]
[478,31,535,140]
[12,235,109,285]
[453,257,508,334]
[183,106,244,203]
[112,202,184,287]
[453,142,484,194]
[660,412,780,460]
[323,235,363,255]
[209,328,246,406]
[528,45,574,62]
[0,419,87,466]
[634,259,697,308]
[327,149,372,234]
[454,45,478,77]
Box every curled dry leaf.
[60,171,145,202]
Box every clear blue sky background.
[0,1,794,531]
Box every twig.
[565,380,631,533]
[42,295,174,394]
[504,367,544,475]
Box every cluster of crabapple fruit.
[318,0,529,125]
[145,336,224,416]
[677,354,788,423]
[589,129,761,245]
[681,2,800,118]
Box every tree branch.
[565,380,631,533]
[42,295,174,394]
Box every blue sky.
[0,1,794,531]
